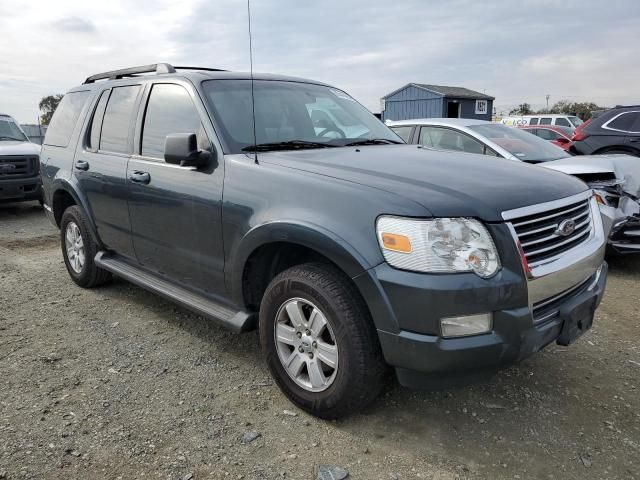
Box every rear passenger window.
[606,112,640,132]
[555,117,571,127]
[390,126,412,143]
[540,118,552,125]
[529,118,539,125]
[141,84,203,159]
[44,91,90,147]
[88,91,109,150]
[100,86,141,154]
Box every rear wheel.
[60,205,111,288]
[259,262,386,418]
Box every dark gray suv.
[41,64,608,418]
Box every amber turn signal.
[381,233,412,253]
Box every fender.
[228,220,377,307]
[49,176,103,247]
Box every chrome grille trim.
[504,192,594,267]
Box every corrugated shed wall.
[382,85,443,121]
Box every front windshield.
[568,116,583,127]
[0,116,28,142]
[201,80,401,153]
[468,123,569,162]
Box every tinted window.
[529,118,539,125]
[390,126,413,142]
[606,112,640,132]
[142,84,203,159]
[568,116,583,127]
[419,126,484,155]
[540,117,552,125]
[100,86,140,153]
[469,123,568,162]
[555,117,571,127]
[536,129,558,140]
[88,90,109,150]
[44,91,90,147]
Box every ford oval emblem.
[555,219,576,237]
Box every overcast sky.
[2,0,638,123]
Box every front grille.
[511,197,593,267]
[0,155,37,178]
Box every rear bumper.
[0,176,42,202]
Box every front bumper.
[354,193,607,388]
[0,176,42,202]
[377,263,606,388]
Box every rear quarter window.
[43,91,90,147]
[604,112,640,133]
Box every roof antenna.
[247,0,258,164]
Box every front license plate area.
[557,295,596,346]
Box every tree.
[547,99,604,120]
[508,103,533,116]
[39,94,64,125]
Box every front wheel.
[259,262,386,418]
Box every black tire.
[259,262,386,418]
[60,205,111,288]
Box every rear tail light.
[571,119,591,141]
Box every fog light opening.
[440,313,493,338]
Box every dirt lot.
[1,201,639,480]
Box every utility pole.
[545,94,550,113]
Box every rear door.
[127,80,226,294]
[73,84,143,259]
[624,112,640,150]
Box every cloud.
[51,16,97,34]
[1,0,639,122]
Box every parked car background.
[570,105,640,157]
[519,124,574,152]
[0,113,42,204]
[501,114,583,130]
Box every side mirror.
[164,133,211,168]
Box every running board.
[94,252,254,333]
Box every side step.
[95,252,254,333]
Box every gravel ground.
[1,201,639,480]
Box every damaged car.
[544,155,640,254]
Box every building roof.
[383,83,494,100]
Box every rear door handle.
[129,171,151,184]
[75,160,89,171]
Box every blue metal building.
[381,83,494,122]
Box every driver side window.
[141,83,208,160]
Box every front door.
[74,85,143,259]
[127,82,226,295]
[446,101,460,118]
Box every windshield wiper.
[0,136,25,141]
[242,140,337,152]
[344,138,403,146]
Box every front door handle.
[75,160,89,171]
[129,171,151,184]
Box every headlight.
[376,216,500,278]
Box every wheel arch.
[50,180,101,245]
[231,221,377,312]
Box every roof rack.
[83,63,228,84]
[83,63,176,84]
[173,66,227,73]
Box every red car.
[519,125,574,152]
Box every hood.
[0,140,41,157]
[259,144,588,221]
[544,154,640,197]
